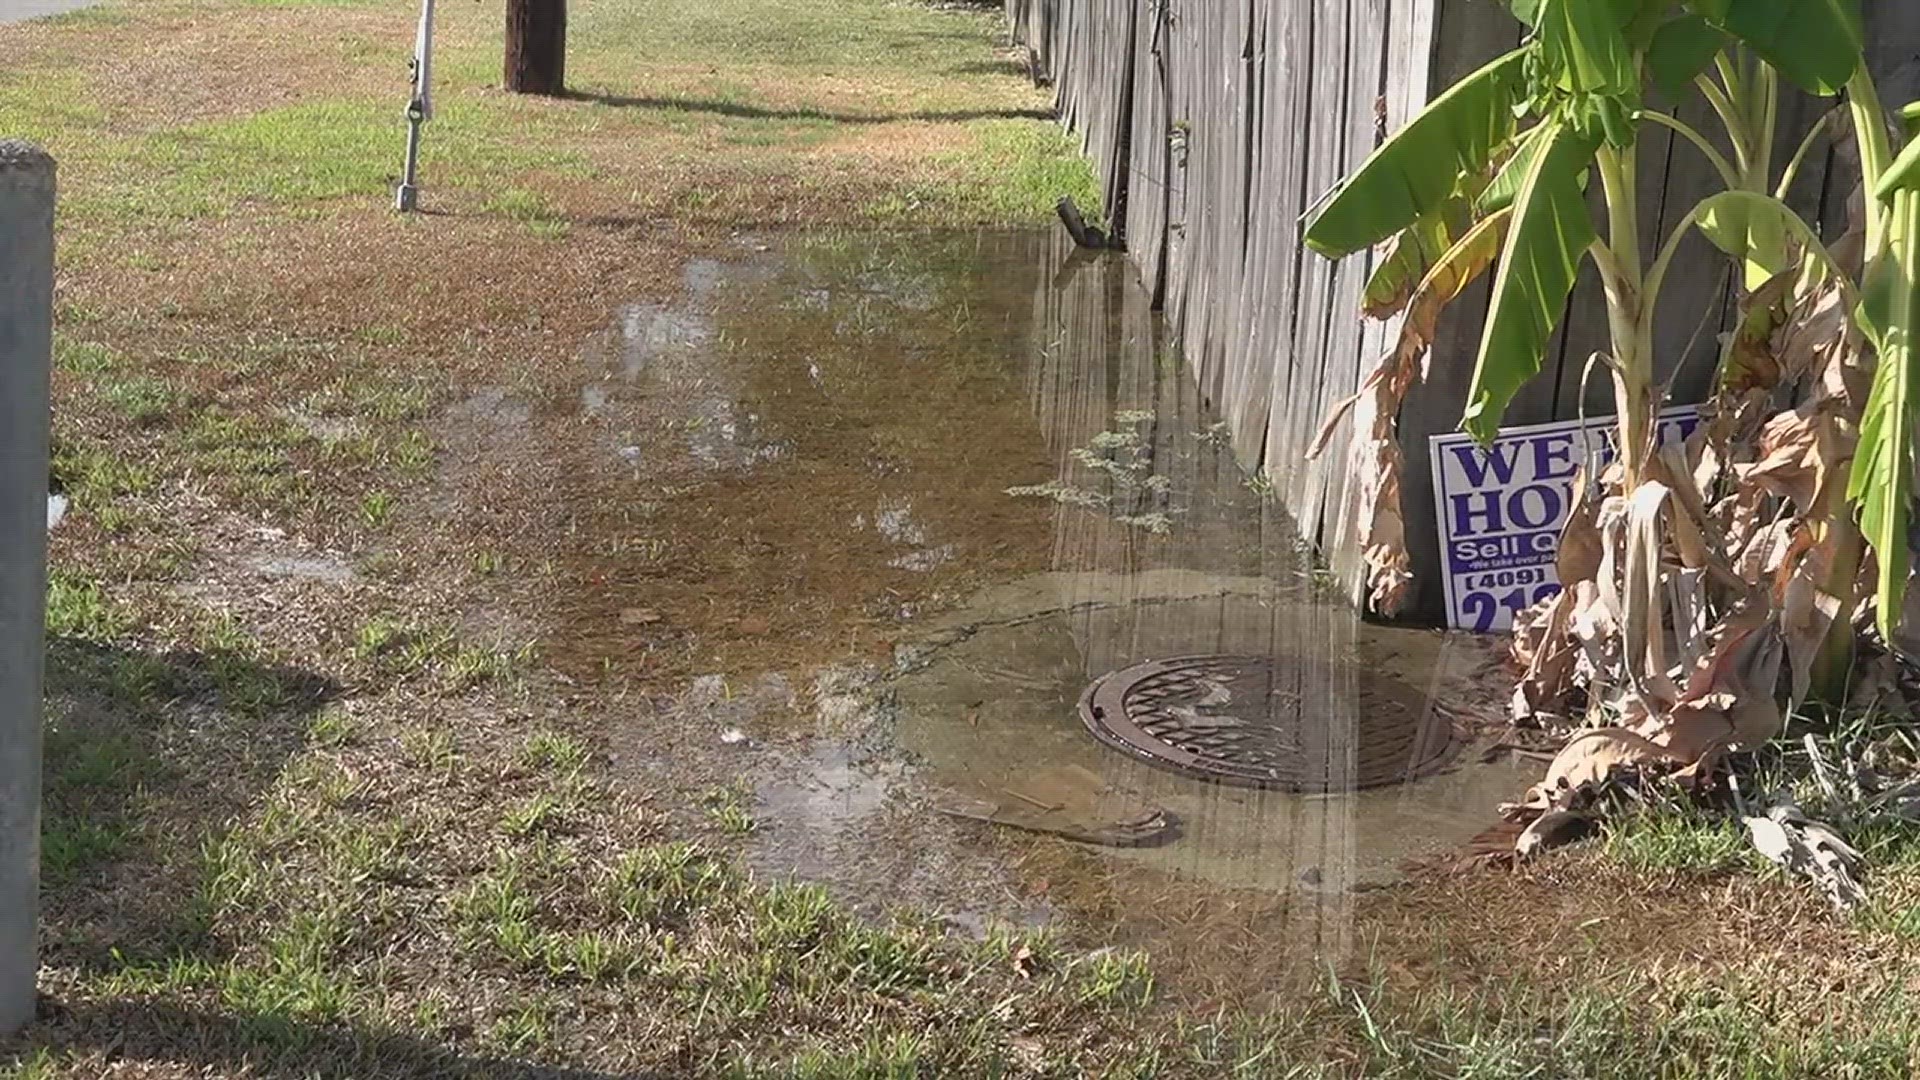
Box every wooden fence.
[1008,0,1920,624]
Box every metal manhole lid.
[1077,654,1458,792]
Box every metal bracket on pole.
[395,0,435,213]
[0,139,54,1037]
[396,103,424,213]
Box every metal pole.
[0,139,53,1036]
[395,0,434,213]
[396,113,423,212]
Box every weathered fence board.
[1013,0,1920,625]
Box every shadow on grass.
[945,58,1030,78]
[18,998,637,1079]
[40,636,339,967]
[566,90,1054,125]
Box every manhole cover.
[1077,654,1458,792]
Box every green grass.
[98,374,188,425]
[568,0,1011,75]
[44,570,133,641]
[486,186,570,238]
[69,98,586,224]
[358,490,393,528]
[1602,805,1760,875]
[306,704,359,748]
[937,119,1101,223]
[520,730,589,774]
[53,337,119,376]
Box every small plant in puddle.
[1112,512,1172,535]
[1008,410,1179,532]
[1073,948,1155,1009]
[703,783,757,836]
[1005,478,1108,509]
[1194,420,1234,449]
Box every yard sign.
[1429,407,1701,633]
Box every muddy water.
[497,230,1537,994]
[0,0,94,23]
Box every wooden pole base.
[504,0,566,96]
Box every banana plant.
[1309,0,1920,650]
[1851,93,1920,640]
[1309,0,1865,478]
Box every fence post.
[0,139,54,1036]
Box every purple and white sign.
[1430,406,1700,633]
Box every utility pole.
[504,0,566,96]
[0,139,53,1037]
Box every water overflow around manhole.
[449,229,1540,985]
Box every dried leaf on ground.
[1514,807,1594,860]
[1511,728,1676,815]
[1741,792,1867,911]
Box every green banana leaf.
[1694,190,1798,289]
[1647,14,1727,93]
[1463,122,1600,444]
[1363,200,1470,319]
[1304,49,1527,259]
[1538,0,1637,95]
[1477,124,1554,216]
[1700,0,1863,96]
[1510,0,1650,33]
[1851,190,1920,637]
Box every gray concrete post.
[0,140,53,1035]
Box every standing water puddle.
[453,230,1540,994]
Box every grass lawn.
[6,0,1920,1076]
